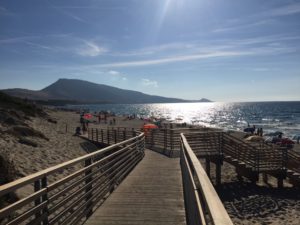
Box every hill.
[2,79,212,104]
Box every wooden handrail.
[0,130,145,225]
[180,133,233,225]
[0,133,143,197]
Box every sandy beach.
[204,159,300,225]
[1,109,300,224]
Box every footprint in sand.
[230,195,279,219]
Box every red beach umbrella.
[143,123,158,129]
[83,113,92,119]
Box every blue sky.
[0,0,300,102]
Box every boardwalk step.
[291,172,300,178]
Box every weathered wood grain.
[85,149,186,225]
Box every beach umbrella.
[83,113,92,119]
[143,123,158,129]
[280,138,295,145]
[265,131,283,137]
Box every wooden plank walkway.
[85,149,186,225]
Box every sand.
[1,110,300,224]
[0,110,91,200]
[0,110,87,176]
[204,160,300,225]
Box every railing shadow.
[216,181,300,220]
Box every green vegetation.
[0,91,46,117]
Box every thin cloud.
[54,7,86,22]
[46,1,87,23]
[108,70,127,82]
[0,35,40,44]
[213,3,300,34]
[76,41,108,57]
[108,70,120,75]
[267,3,300,17]
[112,42,195,57]
[229,35,300,46]
[24,41,53,50]
[99,51,250,68]
[55,6,127,10]
[141,79,158,88]
[213,19,274,33]
[252,68,271,72]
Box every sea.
[66,102,300,139]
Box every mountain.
[2,79,212,104]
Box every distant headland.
[2,78,212,105]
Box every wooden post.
[101,129,104,143]
[85,158,93,219]
[114,129,117,144]
[41,177,48,225]
[96,129,99,142]
[34,177,48,224]
[132,128,135,137]
[107,130,110,145]
[65,123,68,133]
[123,130,126,141]
[164,129,167,150]
[34,180,42,220]
[216,159,221,186]
[206,158,211,178]
[151,130,154,148]
[166,129,168,150]
[170,129,174,151]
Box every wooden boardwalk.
[84,149,186,225]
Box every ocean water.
[67,102,300,138]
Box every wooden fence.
[88,127,137,145]
[180,133,233,225]
[0,132,145,225]
[184,131,287,174]
[143,128,215,156]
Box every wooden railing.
[184,132,223,158]
[144,128,213,156]
[88,127,137,145]
[180,133,233,225]
[184,131,287,173]
[286,149,300,173]
[0,132,145,225]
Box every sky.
[0,0,300,102]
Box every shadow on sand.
[216,181,300,221]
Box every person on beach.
[104,112,107,124]
[80,115,84,130]
[82,121,87,134]
[251,125,255,135]
[98,113,101,123]
[75,127,81,135]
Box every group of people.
[244,124,263,136]
[95,111,117,125]
[256,127,263,136]
[75,111,118,136]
